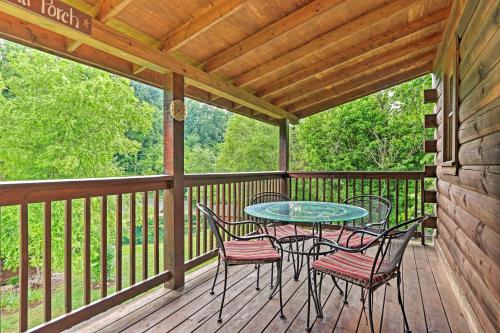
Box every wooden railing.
[183,172,286,270]
[0,171,434,332]
[0,176,172,332]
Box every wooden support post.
[279,119,289,195]
[163,73,185,289]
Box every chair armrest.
[235,234,283,252]
[226,220,264,234]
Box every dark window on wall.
[442,35,459,171]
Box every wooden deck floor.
[68,242,469,333]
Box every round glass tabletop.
[244,201,368,224]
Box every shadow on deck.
[67,242,469,333]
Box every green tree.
[216,115,278,171]
[292,76,434,171]
[0,42,153,272]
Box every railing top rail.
[287,171,424,179]
[184,171,286,186]
[0,175,172,206]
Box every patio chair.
[305,216,426,332]
[197,203,285,323]
[321,195,392,249]
[250,192,313,279]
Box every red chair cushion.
[312,251,392,287]
[322,229,377,248]
[222,240,281,264]
[269,224,312,241]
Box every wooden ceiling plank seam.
[232,0,428,88]
[132,0,246,75]
[296,62,433,117]
[256,6,449,98]
[202,0,350,72]
[273,32,442,107]
[0,1,298,123]
[287,49,437,112]
[162,0,248,52]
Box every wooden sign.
[6,0,92,34]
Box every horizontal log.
[424,165,437,178]
[0,175,172,206]
[459,61,500,122]
[436,228,499,333]
[423,89,438,103]
[437,179,500,233]
[184,172,286,187]
[30,270,171,333]
[424,140,438,153]
[458,131,500,165]
[184,250,218,271]
[424,215,437,228]
[424,189,437,203]
[436,238,497,333]
[424,114,438,128]
[437,165,500,200]
[459,104,500,144]
[437,193,499,264]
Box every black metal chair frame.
[250,191,315,280]
[197,203,285,323]
[305,216,427,333]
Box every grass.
[0,232,214,333]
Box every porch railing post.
[279,119,289,195]
[163,73,185,289]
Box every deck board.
[67,242,470,333]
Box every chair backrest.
[197,203,230,257]
[343,195,391,232]
[250,191,290,205]
[370,216,425,279]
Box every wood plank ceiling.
[0,0,451,125]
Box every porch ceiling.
[0,0,450,124]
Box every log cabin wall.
[432,1,499,333]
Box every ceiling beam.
[202,0,349,72]
[162,0,247,52]
[232,0,426,88]
[286,50,437,112]
[295,62,433,117]
[0,0,298,123]
[256,7,449,98]
[273,33,442,107]
[66,0,133,52]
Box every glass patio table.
[244,201,368,279]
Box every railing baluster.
[415,179,419,218]
[395,180,399,225]
[84,198,91,304]
[353,177,357,197]
[64,199,72,313]
[322,178,326,201]
[378,178,382,197]
[130,193,136,286]
[116,194,123,290]
[405,179,409,221]
[101,196,108,298]
[142,192,148,280]
[187,187,193,260]
[209,185,214,250]
[43,201,52,322]
[345,178,349,201]
[19,204,28,332]
[196,186,201,256]
[361,178,364,195]
[337,178,340,203]
[308,178,312,201]
[386,179,390,224]
[369,179,373,195]
[329,178,333,202]
[203,185,208,252]
[153,191,159,275]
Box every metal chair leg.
[306,267,312,331]
[368,289,375,333]
[210,254,221,295]
[256,264,260,290]
[217,264,228,323]
[270,262,274,289]
[397,273,411,332]
[278,260,285,319]
[344,282,349,304]
[331,276,344,295]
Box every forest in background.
[0,41,433,330]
